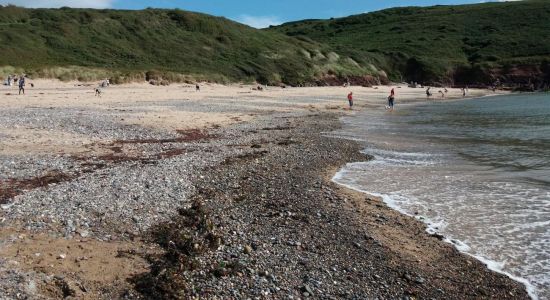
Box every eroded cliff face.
[491,64,550,90]
[434,63,550,90]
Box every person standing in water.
[18,76,25,95]
[387,92,395,111]
[347,92,353,109]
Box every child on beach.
[347,92,353,109]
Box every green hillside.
[0,5,377,85]
[272,0,550,87]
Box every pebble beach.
[0,81,525,299]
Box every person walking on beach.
[347,92,353,109]
[196,84,200,92]
[426,87,432,99]
[18,76,25,95]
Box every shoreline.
[130,112,527,299]
[330,94,539,299]
[332,175,538,300]
[0,83,529,298]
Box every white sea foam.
[331,93,550,299]
[471,255,539,300]
[332,165,540,300]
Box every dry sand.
[0,79,505,157]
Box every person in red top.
[390,88,395,97]
[347,92,353,109]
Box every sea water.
[331,93,549,299]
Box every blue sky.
[0,0,518,27]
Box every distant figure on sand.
[196,84,200,92]
[462,88,466,97]
[426,87,432,98]
[18,76,25,95]
[95,88,102,97]
[438,90,445,98]
[347,92,353,109]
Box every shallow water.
[331,93,550,299]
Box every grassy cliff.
[2,2,549,87]
[0,5,378,85]
[272,0,550,87]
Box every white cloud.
[236,15,283,29]
[0,0,114,8]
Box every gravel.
[0,101,529,299]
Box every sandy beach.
[0,81,525,299]
[0,80,500,157]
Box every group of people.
[346,84,478,109]
[426,86,459,99]
[347,87,396,111]
[3,75,27,95]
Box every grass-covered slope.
[0,6,377,85]
[272,0,550,87]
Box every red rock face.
[449,63,550,90]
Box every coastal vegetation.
[0,5,374,86]
[272,0,550,87]
[1,1,549,86]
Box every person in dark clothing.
[18,76,25,95]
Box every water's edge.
[331,171,538,300]
[329,93,542,299]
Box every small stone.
[244,245,253,254]
[302,284,314,296]
[78,230,89,238]
[414,277,426,284]
[1,203,14,210]
[58,254,66,260]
